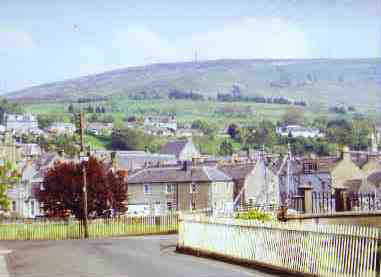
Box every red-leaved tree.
[37,157,128,219]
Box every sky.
[0,0,380,92]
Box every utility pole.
[77,112,89,238]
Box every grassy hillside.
[7,59,381,110]
[24,99,372,128]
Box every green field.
[24,99,368,127]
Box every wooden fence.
[0,214,179,240]
[178,214,380,277]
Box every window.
[190,183,197,193]
[143,184,151,195]
[166,184,174,194]
[12,201,16,212]
[167,202,172,211]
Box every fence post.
[298,184,313,214]
[334,185,347,212]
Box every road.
[0,235,281,277]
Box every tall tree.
[219,140,233,156]
[37,157,128,219]
[0,160,20,211]
[227,123,239,139]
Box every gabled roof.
[159,140,189,156]
[128,165,231,184]
[218,163,256,181]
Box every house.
[127,163,233,215]
[7,161,43,218]
[218,162,256,206]
[47,122,76,135]
[330,147,365,189]
[7,152,64,218]
[276,125,324,138]
[115,151,177,172]
[160,139,200,161]
[144,115,177,131]
[87,122,113,136]
[142,125,173,137]
[5,114,38,134]
[276,147,375,205]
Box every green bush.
[235,209,273,221]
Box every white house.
[7,162,43,218]
[47,122,76,135]
[5,114,38,134]
[276,125,324,138]
[144,116,177,131]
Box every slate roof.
[218,163,256,181]
[117,152,176,171]
[159,140,188,156]
[128,165,232,184]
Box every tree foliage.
[191,119,218,137]
[38,157,128,219]
[0,99,23,124]
[281,107,305,126]
[219,140,233,156]
[0,160,20,211]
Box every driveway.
[0,235,280,277]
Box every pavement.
[0,235,281,277]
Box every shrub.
[235,209,273,222]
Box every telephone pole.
[77,112,89,238]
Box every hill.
[6,58,381,109]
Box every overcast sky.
[0,0,380,92]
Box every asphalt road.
[0,235,281,277]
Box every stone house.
[127,163,233,215]
[330,147,365,189]
[217,161,279,207]
[159,139,200,161]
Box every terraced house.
[127,162,233,215]
[278,147,381,203]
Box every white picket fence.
[178,214,380,277]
